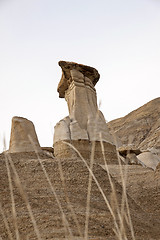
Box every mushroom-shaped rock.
[53,61,118,163]
[9,117,41,153]
[58,61,100,98]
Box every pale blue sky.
[0,0,160,152]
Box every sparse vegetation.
[0,98,160,239]
[0,133,137,239]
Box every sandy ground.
[0,152,160,239]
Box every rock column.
[9,116,41,153]
[53,61,118,163]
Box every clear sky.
[0,0,160,152]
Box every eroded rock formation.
[9,116,41,153]
[108,98,160,156]
[54,61,117,162]
[137,152,160,170]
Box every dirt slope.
[0,152,160,239]
[103,165,160,216]
[108,97,160,153]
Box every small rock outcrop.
[9,116,41,153]
[118,145,143,166]
[126,153,140,165]
[118,145,142,157]
[54,61,118,163]
[137,152,160,170]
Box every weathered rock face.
[9,116,41,153]
[108,98,160,156]
[54,61,117,162]
[139,118,160,154]
[57,61,100,98]
[54,140,118,164]
[137,152,160,170]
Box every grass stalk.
[100,134,127,239]
[63,141,122,238]
[107,124,135,240]
[36,155,73,238]
[57,158,83,238]
[5,153,42,240]
[84,141,95,239]
[0,202,13,240]
[28,135,74,239]
[115,146,135,240]
[3,137,20,240]
[4,153,20,240]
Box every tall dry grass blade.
[108,126,129,238]
[113,136,128,237]
[6,153,42,240]
[100,136,125,237]
[84,141,95,240]
[3,137,20,240]
[99,134,118,200]
[84,106,103,239]
[57,159,83,238]
[4,153,20,240]
[62,213,70,240]
[119,165,128,238]
[115,147,135,240]
[123,189,135,240]
[99,134,127,240]
[28,135,73,239]
[62,141,122,238]
[107,124,135,240]
[37,158,73,238]
[0,202,13,240]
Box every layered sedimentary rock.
[9,116,41,153]
[108,98,160,156]
[54,61,118,163]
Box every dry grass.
[2,139,42,240]
[63,139,135,240]
[0,130,135,240]
[0,202,13,240]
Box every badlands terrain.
[0,97,159,240]
[108,97,160,155]
[0,61,160,239]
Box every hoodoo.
[53,61,118,163]
[9,116,41,153]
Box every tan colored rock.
[118,145,141,157]
[126,153,140,165]
[137,152,160,170]
[57,60,100,98]
[139,118,160,156]
[108,98,160,154]
[54,61,117,161]
[54,116,71,143]
[54,140,118,164]
[9,116,41,153]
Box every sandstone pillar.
[9,116,41,153]
[53,61,118,163]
